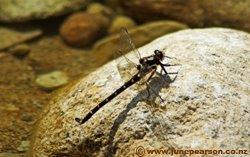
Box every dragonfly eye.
[154,50,163,59]
[137,65,141,70]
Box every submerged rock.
[0,0,89,23]
[17,141,30,152]
[86,3,113,19]
[120,0,250,32]
[35,71,69,91]
[8,44,30,56]
[93,20,188,65]
[108,15,136,34]
[0,26,42,50]
[31,28,250,156]
[60,12,109,47]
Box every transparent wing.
[116,28,147,91]
[119,28,141,60]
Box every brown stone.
[60,12,109,47]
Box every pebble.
[35,71,69,91]
[108,15,136,34]
[60,12,109,47]
[86,3,113,18]
[8,44,30,56]
[21,113,33,122]
[17,140,30,152]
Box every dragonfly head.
[137,64,142,70]
[154,50,164,60]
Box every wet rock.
[108,15,136,34]
[27,36,94,77]
[60,12,109,47]
[0,26,42,50]
[31,28,250,156]
[93,20,188,65]
[0,0,89,23]
[35,71,69,91]
[0,153,24,157]
[21,113,34,123]
[0,104,20,112]
[120,0,250,32]
[8,44,30,56]
[0,53,49,153]
[86,3,113,19]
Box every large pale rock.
[0,0,89,23]
[31,28,250,156]
[120,0,250,32]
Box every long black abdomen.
[76,73,141,124]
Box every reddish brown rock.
[120,0,250,32]
[60,12,109,47]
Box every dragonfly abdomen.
[76,73,142,124]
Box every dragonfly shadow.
[104,73,177,157]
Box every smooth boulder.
[31,28,250,156]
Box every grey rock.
[0,26,42,51]
[0,0,90,23]
[35,71,69,91]
[31,28,250,156]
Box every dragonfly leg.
[145,67,157,98]
[160,63,178,75]
[146,83,150,99]
[162,63,181,67]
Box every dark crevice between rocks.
[104,73,177,157]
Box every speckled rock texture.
[31,28,250,157]
[0,0,89,23]
[120,0,250,32]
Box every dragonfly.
[75,28,178,124]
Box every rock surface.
[0,0,89,23]
[120,0,250,32]
[60,12,109,47]
[31,28,250,156]
[0,26,42,50]
[93,20,188,65]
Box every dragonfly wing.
[116,28,138,82]
[119,28,141,60]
